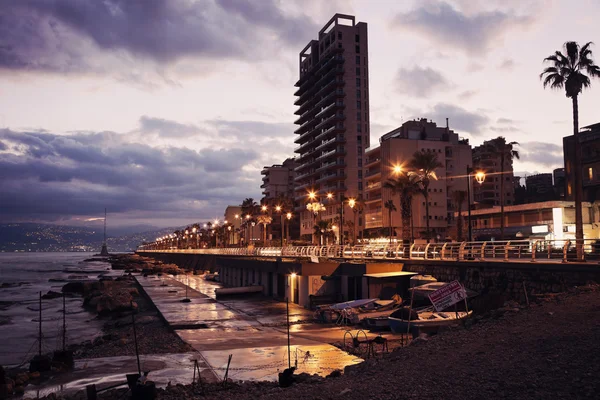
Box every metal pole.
[281,214,284,247]
[286,297,291,369]
[39,291,42,357]
[467,166,473,242]
[63,293,66,351]
[340,202,344,245]
[131,301,141,375]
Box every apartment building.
[564,122,600,202]
[261,158,297,200]
[472,140,516,206]
[293,14,370,241]
[364,119,472,240]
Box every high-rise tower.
[293,14,369,242]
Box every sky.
[1,0,599,231]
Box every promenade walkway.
[136,274,372,382]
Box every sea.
[0,252,118,367]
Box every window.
[357,124,362,132]
[338,43,342,49]
[358,146,362,154]
[338,32,342,40]
[356,67,360,75]
[358,158,362,167]
[357,112,361,120]
[355,45,360,53]
[357,101,361,109]
[358,171,362,178]
[589,167,594,181]
[356,55,360,64]
[358,182,363,191]
[355,34,360,43]
[356,77,361,86]
[357,135,362,143]
[356,89,361,98]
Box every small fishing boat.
[348,298,402,325]
[389,309,472,334]
[203,272,219,281]
[364,316,391,330]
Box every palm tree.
[384,173,421,243]
[313,220,334,245]
[541,41,600,260]
[344,220,355,244]
[485,137,519,240]
[257,214,272,244]
[384,200,397,243]
[452,190,467,242]
[409,151,443,241]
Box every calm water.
[0,253,115,366]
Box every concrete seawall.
[137,252,600,310]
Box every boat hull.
[389,311,472,335]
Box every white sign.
[532,225,548,234]
[428,281,467,311]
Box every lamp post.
[275,205,283,247]
[348,198,356,244]
[286,212,292,244]
[466,166,486,242]
[245,214,251,245]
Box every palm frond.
[565,41,580,67]
[542,72,564,89]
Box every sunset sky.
[1,0,599,230]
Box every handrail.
[137,239,598,264]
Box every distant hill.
[0,223,178,252]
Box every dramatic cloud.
[0,0,317,74]
[0,118,287,226]
[391,1,533,54]
[139,116,202,138]
[518,141,564,167]
[394,66,451,97]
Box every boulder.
[96,291,137,316]
[42,290,63,300]
[61,281,86,294]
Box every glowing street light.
[475,171,486,184]
[393,164,402,175]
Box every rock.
[327,370,342,379]
[61,281,86,294]
[41,290,63,300]
[339,388,352,395]
[410,333,429,346]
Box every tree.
[241,198,259,217]
[485,137,519,239]
[344,220,355,244]
[541,41,600,260]
[410,151,443,241]
[257,214,273,244]
[383,200,397,243]
[313,220,334,245]
[384,173,421,243]
[452,190,467,242]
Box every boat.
[389,308,472,334]
[364,316,391,330]
[214,285,263,298]
[347,298,402,325]
[314,298,379,324]
[408,282,478,303]
[203,272,219,281]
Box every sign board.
[310,255,319,263]
[428,280,467,311]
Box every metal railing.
[137,239,600,264]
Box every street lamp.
[348,198,357,244]
[286,212,292,244]
[466,166,486,242]
[275,205,284,247]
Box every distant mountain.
[0,223,178,253]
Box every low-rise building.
[459,200,600,241]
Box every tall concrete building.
[564,122,600,202]
[261,158,297,201]
[472,140,516,206]
[364,119,472,240]
[293,14,369,240]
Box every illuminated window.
[589,167,594,181]
[568,184,572,195]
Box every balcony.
[316,171,345,184]
[365,169,381,178]
[366,181,381,191]
[294,139,318,154]
[365,193,382,203]
[315,135,345,152]
[316,160,345,172]
[365,157,380,167]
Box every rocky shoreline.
[40,280,600,399]
[0,254,193,398]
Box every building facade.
[363,119,472,241]
[224,205,243,245]
[460,201,600,241]
[260,158,297,200]
[472,140,516,206]
[293,14,370,240]
[525,173,556,203]
[553,168,565,199]
[564,122,600,202]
